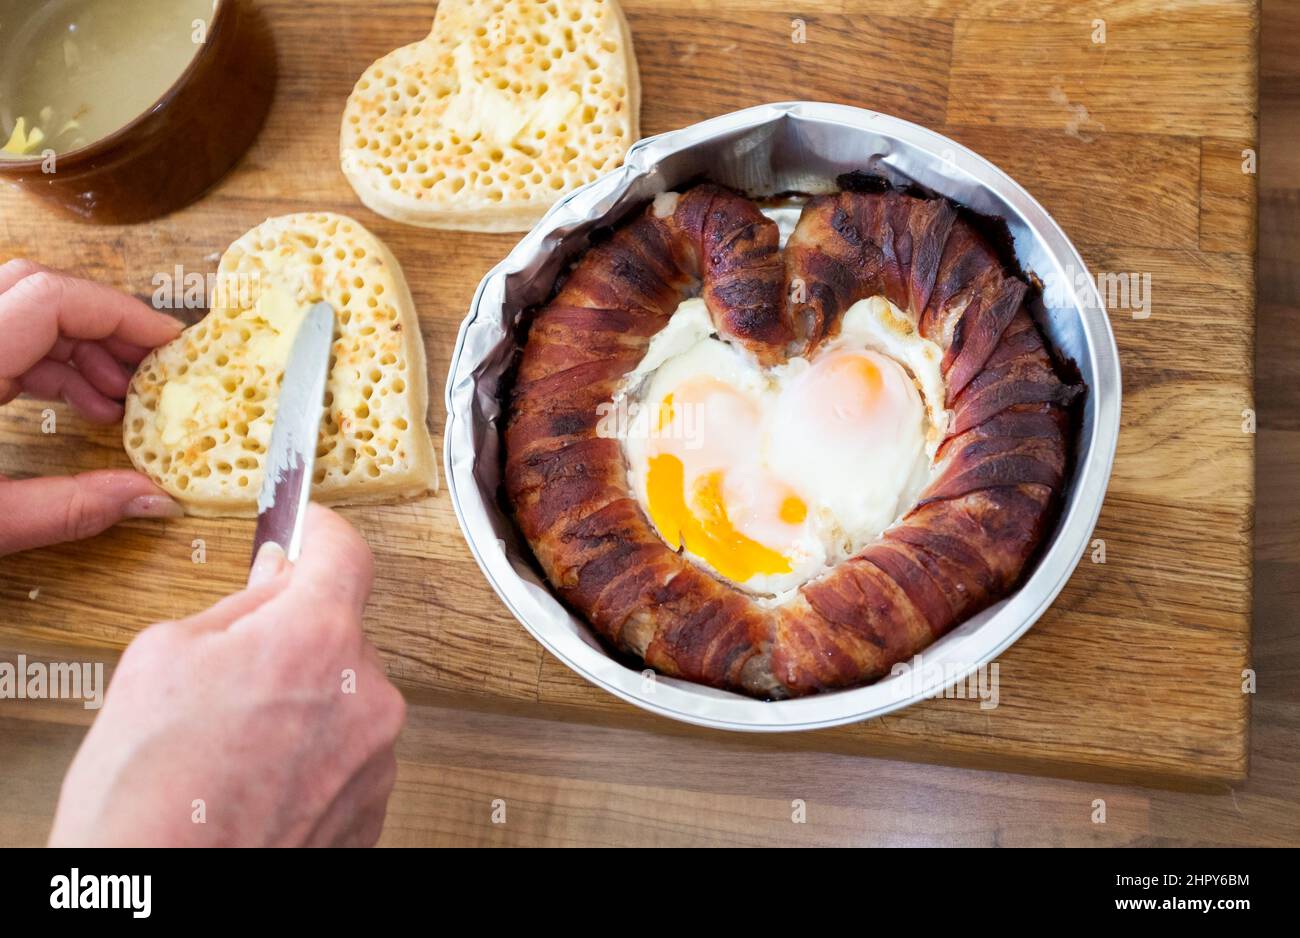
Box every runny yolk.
[644,454,792,582]
[780,495,807,524]
[656,392,674,432]
[832,354,883,396]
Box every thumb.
[0,470,183,556]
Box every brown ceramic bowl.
[0,0,276,225]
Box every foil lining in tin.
[445,102,1121,732]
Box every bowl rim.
[444,101,1122,732]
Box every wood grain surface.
[0,0,1268,841]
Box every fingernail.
[248,541,288,587]
[124,495,185,519]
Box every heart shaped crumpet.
[340,0,640,232]
[123,213,438,518]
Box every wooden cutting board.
[0,0,1256,789]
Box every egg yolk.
[644,454,793,582]
[657,392,675,432]
[779,495,807,524]
[822,352,884,422]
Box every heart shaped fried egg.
[615,296,949,597]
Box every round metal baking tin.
[444,102,1121,732]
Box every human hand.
[48,505,406,847]
[0,260,185,556]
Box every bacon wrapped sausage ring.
[505,183,1079,699]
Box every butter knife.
[251,301,336,564]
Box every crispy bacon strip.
[506,183,1081,698]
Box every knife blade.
[251,301,336,565]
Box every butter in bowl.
[0,0,276,224]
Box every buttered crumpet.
[340,0,640,232]
[124,213,438,518]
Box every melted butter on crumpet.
[124,213,438,518]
